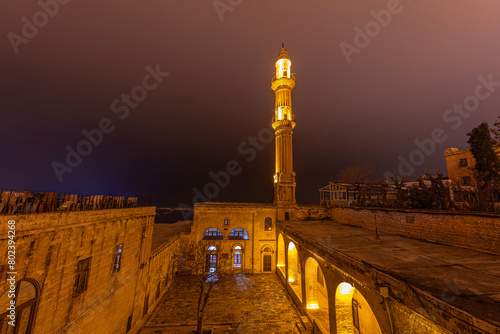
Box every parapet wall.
[331,207,500,255]
[295,205,330,220]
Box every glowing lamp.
[339,282,354,295]
[288,278,295,282]
[307,303,319,309]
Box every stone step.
[296,316,314,333]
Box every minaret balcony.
[272,118,296,130]
[272,114,295,123]
[271,74,296,91]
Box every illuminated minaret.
[272,44,296,204]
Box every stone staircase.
[295,316,314,333]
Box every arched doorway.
[232,245,243,272]
[305,257,329,333]
[261,246,273,272]
[335,282,382,334]
[277,234,285,275]
[287,242,302,301]
[0,279,39,334]
[206,245,218,272]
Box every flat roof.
[283,220,500,327]
[151,221,192,252]
[194,202,276,208]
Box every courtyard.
[139,274,309,334]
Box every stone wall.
[295,205,330,221]
[0,207,179,334]
[331,207,500,255]
[192,202,278,274]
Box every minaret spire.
[271,45,296,205]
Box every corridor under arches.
[287,242,302,301]
[335,282,381,334]
[305,257,329,334]
[277,233,285,275]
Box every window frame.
[203,228,223,240]
[112,244,123,274]
[264,217,273,231]
[233,251,242,268]
[228,228,249,240]
[284,212,290,221]
[73,257,91,296]
[462,176,472,186]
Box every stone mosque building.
[191,45,306,275]
[1,47,500,334]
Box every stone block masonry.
[0,207,178,334]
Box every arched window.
[0,279,39,334]
[265,217,272,231]
[207,245,217,251]
[234,246,242,250]
[203,228,223,240]
[228,228,249,240]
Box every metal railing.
[0,189,153,215]
[271,73,296,82]
[272,114,296,123]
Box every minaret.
[272,44,296,204]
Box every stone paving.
[139,274,307,334]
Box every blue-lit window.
[113,244,123,274]
[228,228,249,240]
[203,228,223,240]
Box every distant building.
[444,145,500,185]
[319,182,396,207]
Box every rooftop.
[282,220,500,328]
[194,202,276,209]
[151,221,192,252]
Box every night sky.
[1,0,499,206]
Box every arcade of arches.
[278,233,383,334]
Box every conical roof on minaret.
[277,43,290,60]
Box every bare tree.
[173,237,230,334]
[338,165,377,205]
[390,171,408,207]
[417,170,452,210]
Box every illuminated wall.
[305,257,329,334]
[277,233,285,275]
[287,242,302,301]
[335,283,382,334]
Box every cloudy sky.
[1,0,499,206]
